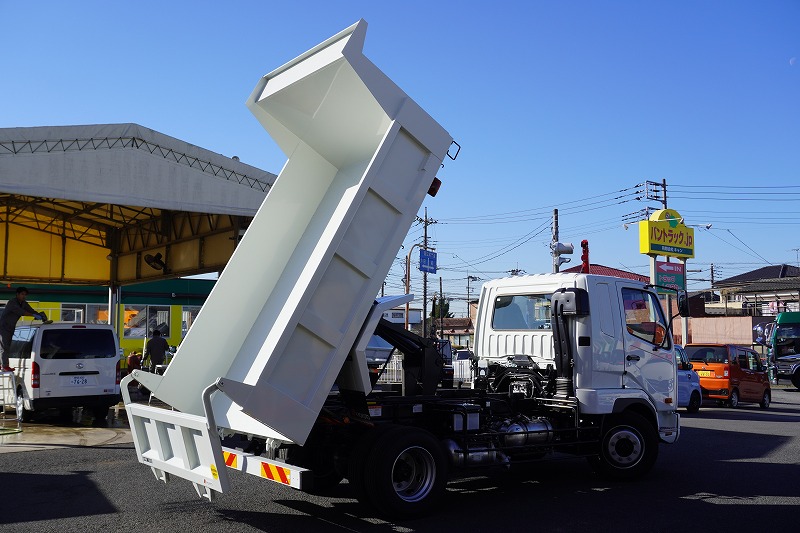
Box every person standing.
[144,329,170,373]
[1,287,49,371]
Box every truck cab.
[474,273,680,444]
[770,312,800,388]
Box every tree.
[430,296,453,320]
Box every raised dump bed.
[131,20,452,450]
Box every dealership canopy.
[0,123,275,285]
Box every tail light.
[115,360,121,385]
[32,361,40,388]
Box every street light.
[405,243,423,330]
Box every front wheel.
[729,389,740,408]
[362,426,447,518]
[686,391,701,414]
[595,412,659,480]
[759,390,771,409]
[791,372,800,390]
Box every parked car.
[675,345,701,413]
[684,343,770,408]
[455,349,474,361]
[8,323,121,422]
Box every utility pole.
[466,275,480,319]
[419,207,437,338]
[552,209,559,273]
[423,207,429,337]
[551,208,573,273]
[439,276,444,340]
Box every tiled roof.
[728,277,800,293]
[562,264,649,282]
[432,317,473,330]
[715,264,800,287]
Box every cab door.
[618,283,676,406]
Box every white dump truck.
[122,20,687,519]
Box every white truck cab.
[474,273,680,444]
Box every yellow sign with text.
[638,209,695,258]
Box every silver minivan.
[8,323,121,422]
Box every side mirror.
[677,291,690,317]
[687,362,693,370]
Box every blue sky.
[2,1,798,316]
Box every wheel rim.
[730,391,738,407]
[391,446,436,502]
[605,427,644,468]
[763,392,770,407]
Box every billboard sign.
[655,260,685,293]
[638,209,695,258]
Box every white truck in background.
[122,20,688,519]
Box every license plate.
[70,376,89,386]
[697,370,715,377]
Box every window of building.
[182,306,201,338]
[123,305,170,338]
[86,304,110,324]
[61,304,85,323]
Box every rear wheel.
[16,388,34,422]
[362,426,447,518]
[759,390,771,409]
[728,389,740,408]
[346,425,397,504]
[686,391,701,414]
[595,412,658,480]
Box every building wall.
[688,316,760,345]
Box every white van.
[8,323,121,422]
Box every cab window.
[622,288,669,347]
[492,295,551,330]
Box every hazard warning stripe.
[219,446,310,490]
[223,451,238,469]
[260,462,291,485]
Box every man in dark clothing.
[1,287,49,371]
[144,329,170,373]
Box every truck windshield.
[491,294,551,330]
[40,329,117,360]
[774,325,800,357]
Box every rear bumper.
[30,394,121,411]
[701,387,729,397]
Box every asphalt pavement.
[0,386,798,532]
